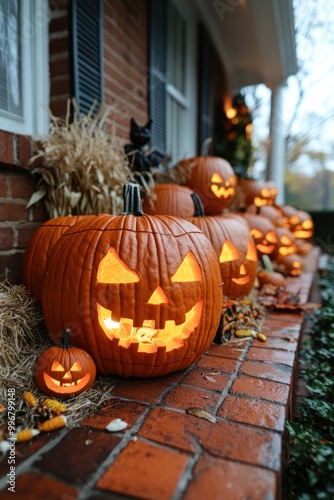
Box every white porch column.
[266,82,286,205]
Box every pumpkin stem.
[191,193,205,217]
[121,183,144,216]
[60,328,71,349]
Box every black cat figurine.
[124,118,164,174]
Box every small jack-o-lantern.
[273,227,297,259]
[178,156,237,214]
[239,179,278,207]
[23,215,85,300]
[41,184,222,378]
[34,329,96,398]
[289,210,314,240]
[188,197,258,299]
[142,183,201,218]
[243,214,278,257]
[275,254,303,277]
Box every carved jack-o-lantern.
[239,179,278,207]
[188,200,258,299]
[142,183,201,218]
[41,184,222,378]
[275,254,303,277]
[243,214,278,256]
[34,329,96,398]
[289,210,314,240]
[273,227,297,259]
[179,156,237,214]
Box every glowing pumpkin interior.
[219,238,258,286]
[96,247,203,352]
[210,172,236,199]
[250,228,277,255]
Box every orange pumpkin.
[243,214,278,257]
[289,210,314,240]
[275,254,303,277]
[22,215,85,300]
[41,184,222,378]
[34,329,96,398]
[257,270,286,288]
[239,179,278,207]
[179,156,237,214]
[188,200,258,299]
[142,183,201,217]
[246,204,285,227]
[273,227,297,259]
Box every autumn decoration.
[179,156,237,214]
[243,213,278,257]
[142,183,202,217]
[238,178,278,208]
[22,215,85,300]
[34,329,97,398]
[187,195,258,299]
[40,183,223,378]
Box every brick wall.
[0,0,149,285]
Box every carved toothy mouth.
[43,372,91,389]
[97,300,203,351]
[211,186,235,199]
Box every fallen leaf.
[186,407,216,423]
[106,418,128,432]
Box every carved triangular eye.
[51,361,64,371]
[219,241,239,262]
[70,361,82,371]
[246,239,258,262]
[211,172,223,184]
[171,251,202,282]
[97,247,140,284]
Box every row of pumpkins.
[23,156,314,397]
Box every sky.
[247,0,334,177]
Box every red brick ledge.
[0,247,321,499]
[0,130,36,168]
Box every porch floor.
[0,247,321,500]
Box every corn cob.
[8,429,40,442]
[23,392,37,408]
[39,415,67,432]
[43,399,67,415]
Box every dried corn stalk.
[27,99,152,217]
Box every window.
[149,0,197,165]
[0,0,49,136]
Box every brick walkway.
[0,248,321,500]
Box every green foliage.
[283,258,334,499]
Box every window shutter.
[149,0,167,154]
[198,25,213,152]
[72,0,103,114]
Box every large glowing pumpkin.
[41,184,223,378]
[22,215,85,300]
[179,156,237,214]
[187,200,258,299]
[34,328,96,398]
[142,183,201,218]
[243,214,278,257]
[239,179,278,208]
